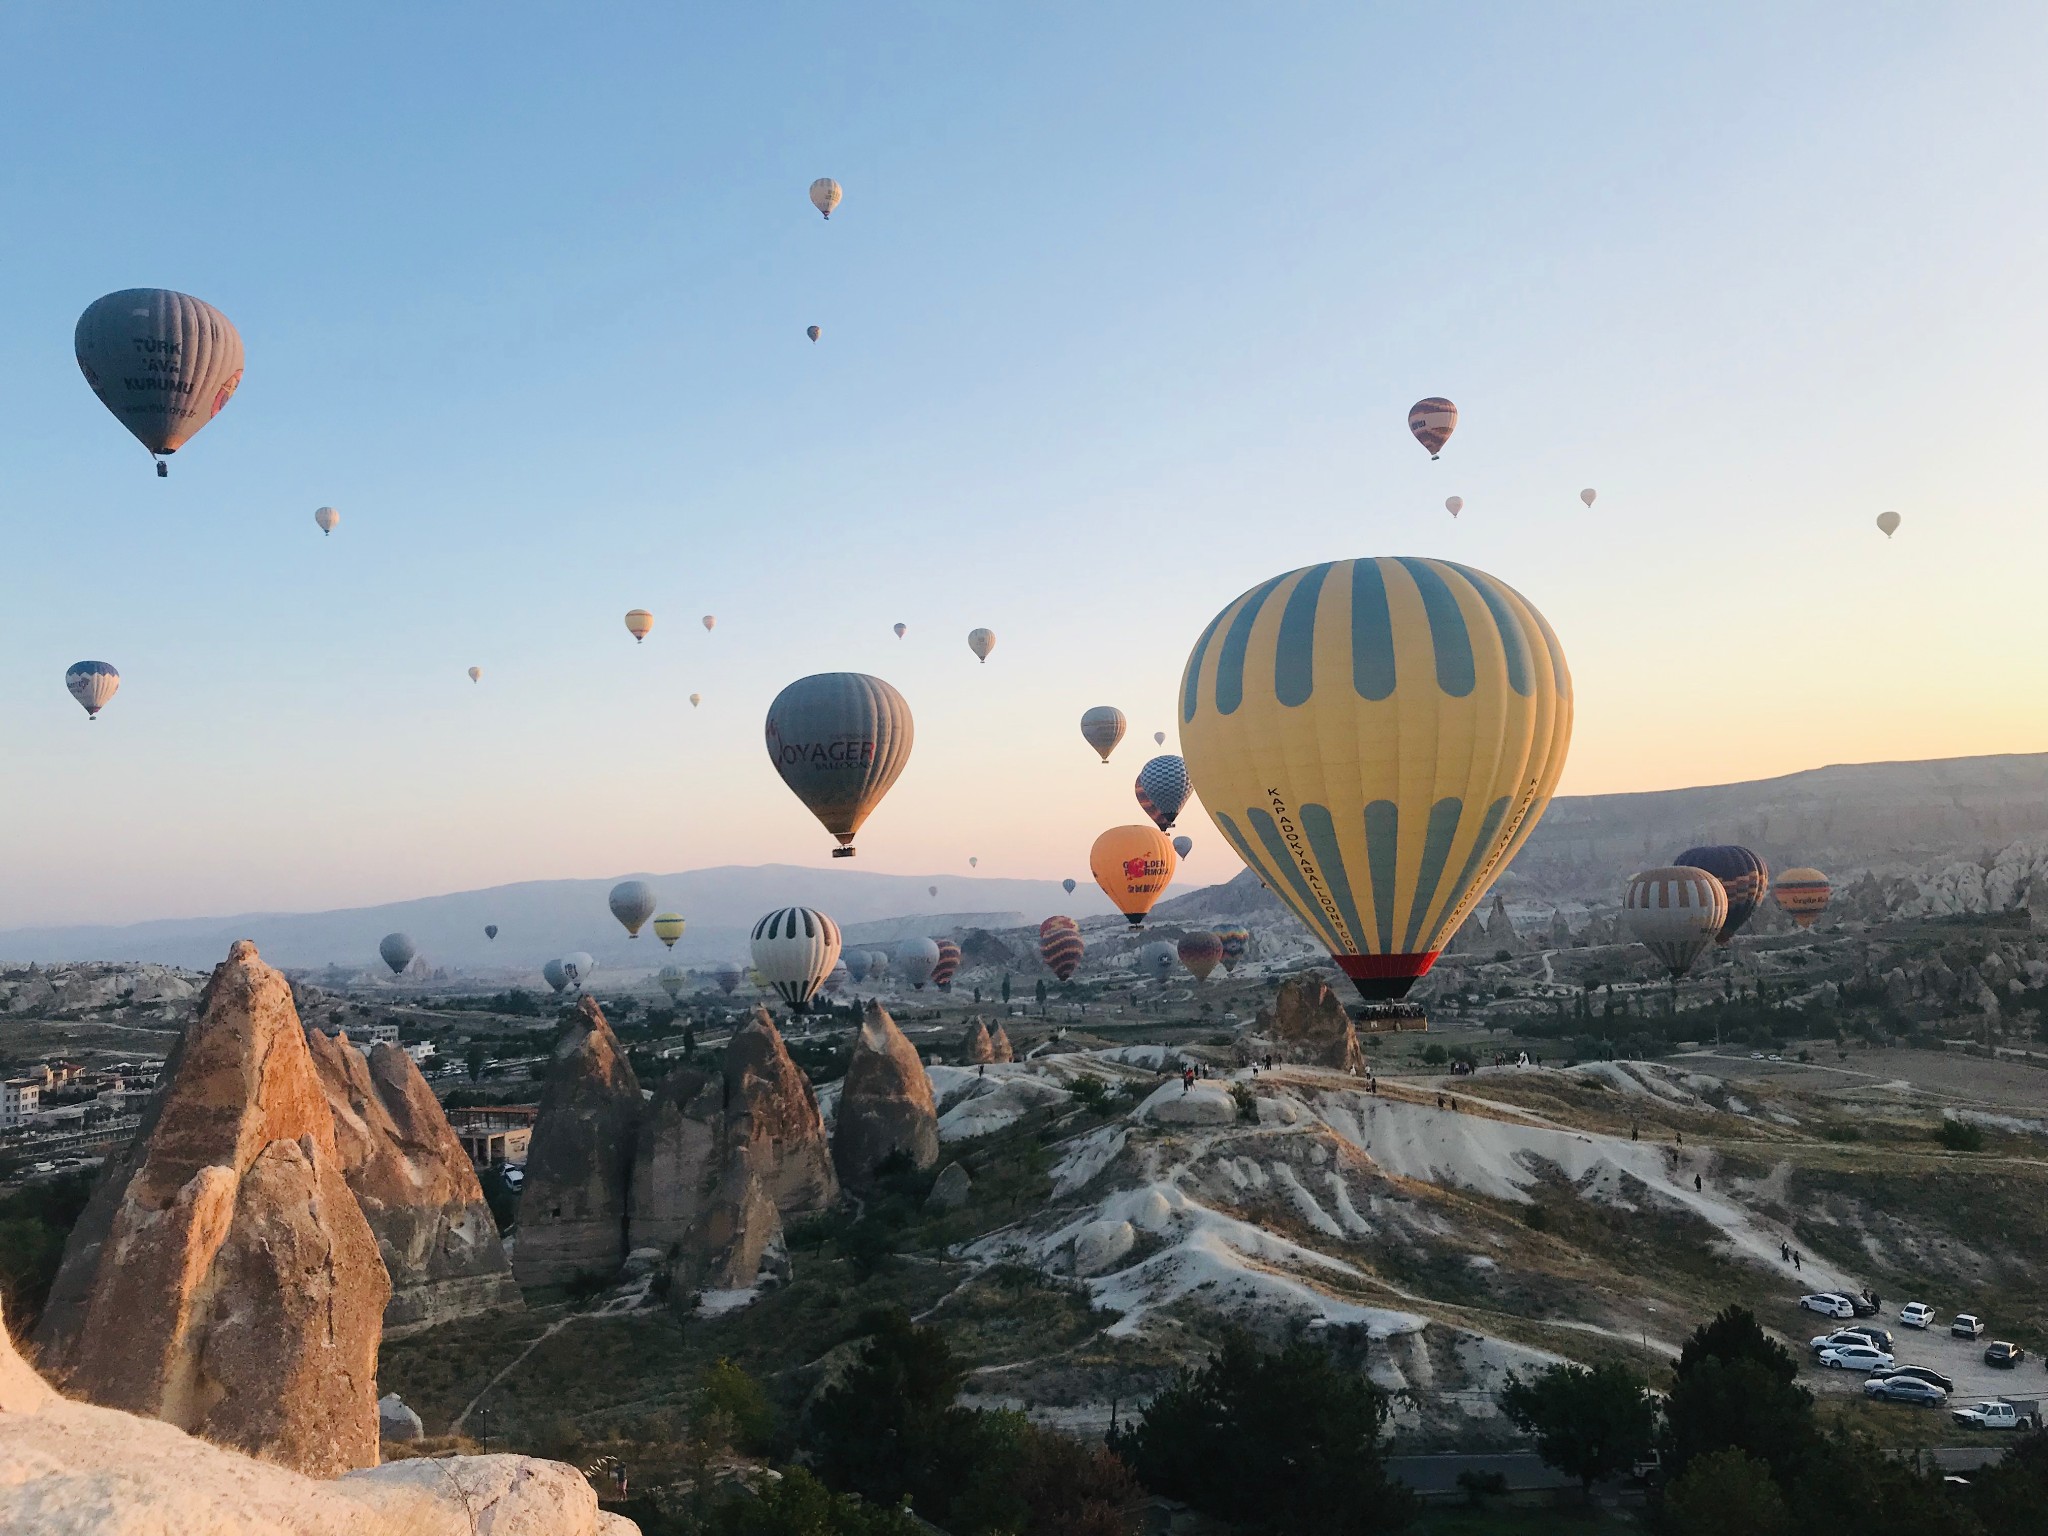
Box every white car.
[1812,1330,1882,1355]
[1801,1293,1856,1319]
[1898,1302,1935,1330]
[1952,1400,2039,1431]
[1952,1313,1986,1339]
[1818,1344,1894,1372]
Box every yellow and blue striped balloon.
[1178,557,1572,1002]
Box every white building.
[2,1079,40,1129]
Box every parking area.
[1793,1299,2044,1408]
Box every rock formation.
[514,996,642,1287]
[833,1001,939,1190]
[32,941,389,1477]
[927,1160,972,1211]
[960,1018,995,1063]
[307,1029,520,1336]
[677,1153,785,1294]
[1247,974,1365,1073]
[629,1064,723,1255]
[720,1009,838,1216]
[2,1295,639,1535]
[988,1023,1015,1063]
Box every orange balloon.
[1090,824,1178,928]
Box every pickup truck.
[1951,1398,2040,1431]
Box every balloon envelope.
[1062,878,1077,894]
[750,906,842,1012]
[1625,867,1728,978]
[653,912,686,948]
[1580,489,1597,507]
[1080,706,1127,763]
[658,966,686,1001]
[1140,941,1177,983]
[1773,867,1832,929]
[932,938,961,990]
[609,880,658,938]
[1672,845,1769,944]
[1038,917,1084,981]
[1877,511,1901,538]
[1408,397,1457,458]
[844,950,871,984]
[702,615,716,631]
[690,693,702,707]
[809,177,843,218]
[543,958,569,993]
[1179,557,1572,1002]
[968,628,996,663]
[765,673,914,856]
[714,963,742,995]
[75,289,243,463]
[625,609,653,643]
[1090,825,1177,927]
[1173,835,1193,859]
[65,661,120,719]
[314,506,339,535]
[897,936,940,990]
[562,952,595,987]
[378,933,417,975]
[806,325,821,342]
[1445,497,1462,517]
[1135,755,1192,832]
[485,924,498,940]
[1217,927,1250,972]
[894,623,907,638]
[468,666,482,683]
[1178,931,1224,980]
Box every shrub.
[1938,1119,1986,1152]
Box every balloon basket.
[1353,1003,1429,1034]
[832,847,855,859]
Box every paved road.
[1388,1445,2010,1496]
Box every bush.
[1938,1119,1986,1152]
[709,1467,924,1536]
[1661,1449,1789,1536]
[0,1170,94,1331]
[697,1358,775,1455]
[1420,1044,1448,1066]
[1497,1361,1656,1501]
[1231,1084,1258,1122]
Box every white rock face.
[376,1393,423,1442]
[1139,1081,1237,1125]
[1072,1218,1136,1275]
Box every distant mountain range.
[3,752,2042,975]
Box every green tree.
[466,1041,487,1081]
[1109,1330,1413,1535]
[1497,1361,1656,1502]
[709,1467,924,1536]
[1664,1307,1815,1482]
[1035,978,1047,1008]
[808,1309,984,1522]
[1971,1429,2048,1536]
[1661,1449,1790,1536]
[0,1169,94,1330]
[1002,973,1012,1006]
[697,1357,775,1455]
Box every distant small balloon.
[609,880,658,938]
[1445,496,1463,518]
[1153,731,1166,746]
[1408,396,1457,458]
[1062,878,1077,895]
[968,856,978,868]
[1877,510,1901,538]
[468,666,482,683]
[378,933,417,976]
[1580,488,1597,507]
[967,627,995,663]
[929,885,938,897]
[625,609,653,643]
[894,623,907,638]
[1173,835,1192,859]
[658,966,686,1001]
[806,325,821,343]
[485,924,498,940]
[543,958,569,993]
[562,951,595,988]
[1080,706,1127,764]
[809,177,843,219]
[690,693,702,707]
[653,912,686,949]
[314,506,339,536]
[702,615,716,631]
[65,661,120,721]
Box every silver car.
[1818,1344,1894,1372]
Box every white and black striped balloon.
[750,906,842,1012]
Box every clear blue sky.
[1,4,2044,926]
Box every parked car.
[1802,1293,1857,1319]
[1899,1302,1936,1330]
[1852,1326,1894,1353]
[1812,1328,1889,1355]
[1818,1345,1894,1372]
[1952,1399,2040,1431]
[1986,1342,2027,1369]
[1864,1376,1948,1406]
[1837,1292,1881,1318]
[1953,1314,1987,1339]
[1874,1364,1957,1394]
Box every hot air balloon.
[1062,878,1077,895]
[65,662,120,720]
[929,885,939,897]
[968,628,995,663]
[932,938,961,990]
[968,856,978,868]
[1217,927,1249,972]
[562,951,596,988]
[809,177,843,219]
[543,958,569,993]
[1135,756,1191,832]
[1140,942,1177,983]
[1179,557,1572,1003]
[702,615,716,631]
[75,289,243,474]
[844,950,871,985]
[1671,846,1769,944]
[1080,706,1127,764]
[468,667,482,683]
[314,506,339,536]
[714,963,742,995]
[658,966,686,1001]
[1445,496,1463,518]
[485,924,498,940]
[765,673,913,857]
[897,936,940,990]
[653,912,686,949]
[1038,917,1084,981]
[690,693,702,707]
[609,880,657,938]
[806,325,821,343]
[625,609,653,643]
[378,933,417,976]
[868,950,891,984]
[1624,867,1728,978]
[1408,397,1457,459]
[1178,931,1224,981]
[1154,732,1167,747]
[894,623,907,638]
[824,959,850,995]
[1173,835,1193,859]
[1091,825,1177,927]
[1877,511,1901,538]
[1774,868,1832,929]
[1580,488,1597,508]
